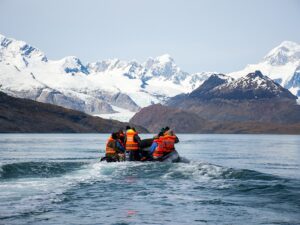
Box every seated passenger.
[153,127,167,139]
[164,128,179,144]
[105,132,125,162]
[150,128,179,160]
[117,129,125,148]
[125,127,142,161]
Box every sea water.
[0,134,299,225]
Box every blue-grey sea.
[0,134,299,225]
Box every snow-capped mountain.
[216,71,297,100]
[189,74,234,98]
[133,71,300,133]
[1,33,298,122]
[229,41,300,96]
[263,41,300,66]
[0,34,212,121]
[172,71,296,101]
[143,54,188,83]
[0,34,47,67]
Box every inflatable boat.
[101,138,181,163]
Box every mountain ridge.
[130,71,300,134]
[1,33,300,123]
[0,33,213,121]
[165,71,299,124]
[129,71,300,133]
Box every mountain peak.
[263,41,300,66]
[189,74,232,98]
[0,34,12,49]
[144,54,174,68]
[221,71,297,100]
[0,33,47,65]
[0,33,7,41]
[0,33,10,42]
[278,41,299,49]
[60,56,89,74]
[142,54,189,83]
[246,70,264,79]
[155,54,174,63]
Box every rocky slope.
[130,71,300,133]
[0,92,147,133]
[167,71,299,123]
[129,104,208,133]
[130,104,300,134]
[187,71,296,100]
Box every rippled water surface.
[0,134,300,225]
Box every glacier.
[0,33,213,121]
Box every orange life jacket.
[125,129,139,151]
[162,135,176,153]
[152,138,164,158]
[153,135,176,158]
[106,137,117,155]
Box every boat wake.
[0,161,87,179]
[0,160,299,221]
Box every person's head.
[126,126,131,130]
[160,127,165,134]
[165,129,174,136]
[158,131,164,137]
[111,132,118,140]
[118,129,124,135]
[164,126,170,132]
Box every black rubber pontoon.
[158,150,180,162]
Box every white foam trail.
[0,161,232,219]
[0,161,130,219]
[162,162,228,180]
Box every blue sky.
[0,0,299,73]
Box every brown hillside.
[0,92,147,133]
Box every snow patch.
[94,105,137,122]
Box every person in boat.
[117,129,125,147]
[125,126,142,161]
[105,132,126,162]
[150,128,179,161]
[152,126,171,140]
